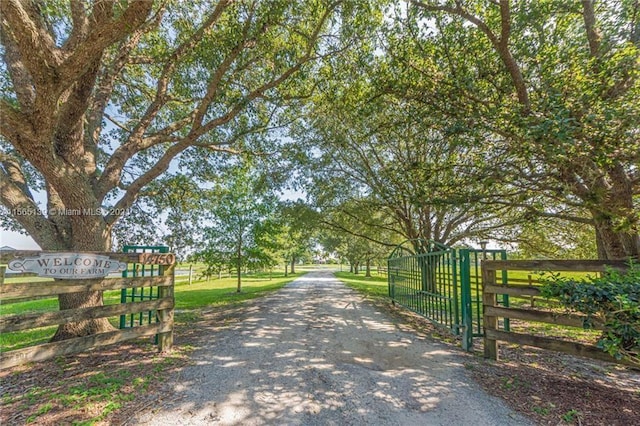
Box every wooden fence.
[0,250,175,370]
[482,259,632,365]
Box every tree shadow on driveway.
[136,271,531,425]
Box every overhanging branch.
[0,164,60,247]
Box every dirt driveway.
[136,270,532,425]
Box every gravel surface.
[135,270,532,425]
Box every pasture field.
[0,266,305,351]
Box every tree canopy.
[0,0,356,251]
[398,0,640,258]
[1,1,638,340]
[0,0,369,339]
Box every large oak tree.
[404,0,640,259]
[295,66,525,251]
[0,0,350,339]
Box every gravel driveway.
[136,270,532,425]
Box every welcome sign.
[8,253,127,279]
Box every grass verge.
[1,341,194,426]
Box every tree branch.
[87,9,164,149]
[193,26,256,129]
[0,0,62,79]
[0,100,38,149]
[54,56,102,168]
[320,218,398,248]
[0,24,35,111]
[64,0,89,51]
[129,0,232,145]
[410,0,500,45]
[0,153,33,201]
[105,139,192,226]
[581,0,601,57]
[411,0,530,111]
[59,1,153,84]
[102,0,330,217]
[96,2,232,199]
[0,163,61,248]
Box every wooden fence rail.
[482,259,633,366]
[0,251,175,370]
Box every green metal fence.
[119,245,169,329]
[388,240,508,351]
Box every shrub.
[540,264,640,365]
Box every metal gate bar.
[119,245,168,329]
[388,240,508,351]
[389,248,461,334]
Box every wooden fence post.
[482,262,499,360]
[157,264,175,352]
[1,251,178,368]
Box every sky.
[1,229,40,250]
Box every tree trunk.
[592,213,640,260]
[53,290,114,341]
[284,262,288,277]
[236,243,242,293]
[50,219,115,342]
[291,257,296,274]
[354,262,359,274]
[365,258,371,277]
[595,229,608,260]
[419,255,439,293]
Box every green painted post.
[459,249,473,351]
[388,259,393,298]
[120,245,168,329]
[119,265,128,329]
[452,250,459,334]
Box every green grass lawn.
[173,272,302,311]
[1,275,54,283]
[0,270,304,351]
[334,271,389,298]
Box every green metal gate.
[387,240,508,351]
[119,245,169,329]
